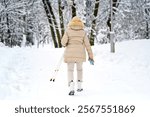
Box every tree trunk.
[42,0,58,48]
[71,0,76,17]
[3,0,11,47]
[146,21,149,39]
[107,0,120,31]
[145,7,150,39]
[47,0,62,47]
[6,13,12,47]
[58,0,65,38]
[107,0,120,53]
[89,0,100,46]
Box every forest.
[0,0,150,48]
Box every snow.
[0,40,150,117]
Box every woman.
[61,16,94,95]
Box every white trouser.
[67,62,83,83]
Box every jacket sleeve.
[61,31,69,47]
[83,33,93,59]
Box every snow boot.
[69,90,75,95]
[77,80,83,92]
[68,80,75,95]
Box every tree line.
[0,0,150,48]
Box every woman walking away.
[61,16,94,96]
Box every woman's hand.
[88,57,94,65]
[89,55,94,61]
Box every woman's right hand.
[89,55,94,61]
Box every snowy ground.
[0,40,150,117]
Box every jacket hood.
[68,16,84,30]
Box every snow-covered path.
[0,40,150,102]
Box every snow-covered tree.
[114,0,150,41]
[1,0,149,48]
[0,0,51,47]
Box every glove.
[88,58,94,65]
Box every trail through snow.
[0,40,150,102]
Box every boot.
[77,80,83,92]
[68,80,75,95]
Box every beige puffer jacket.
[61,16,93,63]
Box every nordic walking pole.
[50,53,64,82]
